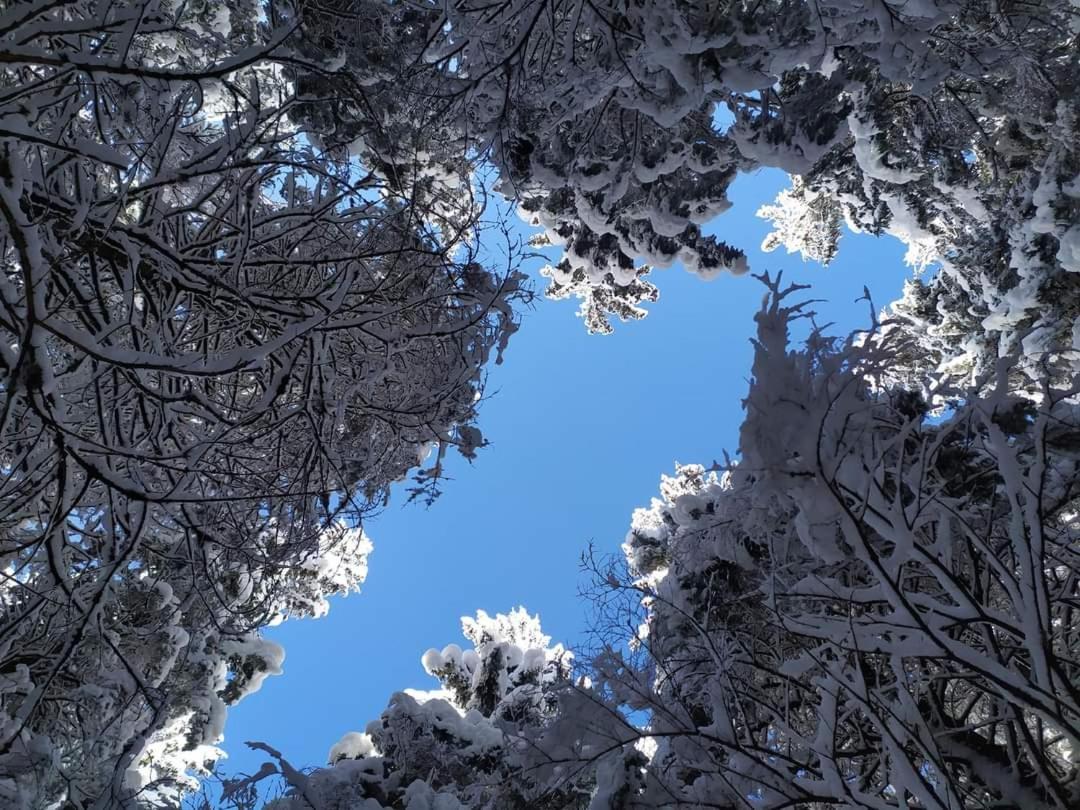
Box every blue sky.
[218,167,914,778]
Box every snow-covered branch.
[0,2,526,805]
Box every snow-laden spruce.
[229,608,597,810]
[306,0,1079,362]
[538,276,1080,807]
[0,2,525,806]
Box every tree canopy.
[0,0,1077,806]
[0,1,522,803]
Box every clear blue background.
[217,167,913,777]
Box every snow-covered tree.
[224,608,590,810]
[0,2,525,805]
[5,0,1078,805]
[315,0,1080,360]
[539,276,1080,807]
[756,177,843,266]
